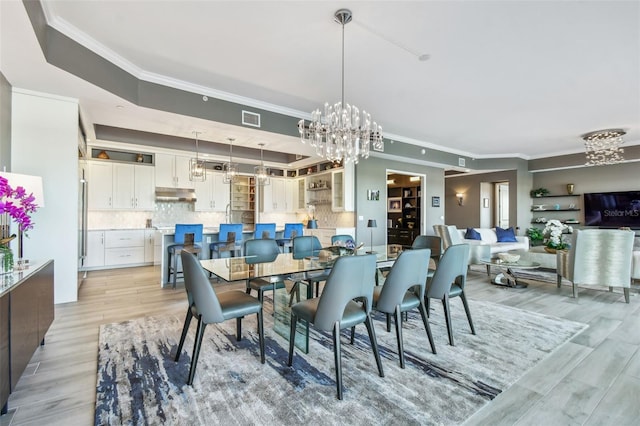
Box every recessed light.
[418,54,430,62]
[115,105,124,109]
[202,95,208,102]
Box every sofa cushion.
[465,228,482,240]
[496,226,517,242]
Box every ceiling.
[1,1,638,168]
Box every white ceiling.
[1,1,639,166]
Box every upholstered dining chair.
[372,248,436,368]
[291,235,331,300]
[175,251,265,385]
[411,234,442,270]
[433,225,487,272]
[426,243,475,347]
[244,238,287,313]
[556,229,634,302]
[287,254,384,400]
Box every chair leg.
[174,308,193,361]
[442,295,454,346]
[418,299,436,354]
[333,322,343,400]
[236,317,242,341]
[394,306,406,369]
[257,310,265,363]
[460,292,476,335]
[572,283,578,298]
[386,313,391,332]
[624,287,630,303]
[486,264,491,276]
[287,314,298,366]
[557,274,562,288]
[245,279,252,295]
[187,317,206,385]
[172,251,179,289]
[365,314,384,378]
[350,326,355,344]
[288,282,300,307]
[426,297,431,318]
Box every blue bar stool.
[210,223,243,259]
[277,223,304,253]
[254,223,276,239]
[167,224,203,289]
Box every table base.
[492,269,528,289]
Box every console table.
[0,260,54,414]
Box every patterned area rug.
[95,299,586,425]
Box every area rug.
[95,299,586,425]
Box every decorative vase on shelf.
[0,245,13,275]
[567,184,574,195]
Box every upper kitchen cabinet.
[112,163,155,210]
[155,153,194,188]
[194,172,229,212]
[293,178,306,212]
[261,177,289,213]
[332,164,354,212]
[88,161,113,209]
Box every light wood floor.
[1,265,639,425]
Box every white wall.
[11,89,79,304]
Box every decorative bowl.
[498,253,520,263]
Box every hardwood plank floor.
[1,265,638,425]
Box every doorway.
[495,182,509,228]
[386,171,424,247]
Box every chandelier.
[254,143,270,186]
[582,129,625,166]
[188,131,206,182]
[297,9,383,164]
[223,137,239,184]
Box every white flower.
[543,220,570,249]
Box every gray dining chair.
[287,254,384,400]
[290,235,331,302]
[244,238,287,314]
[175,250,265,385]
[373,248,436,368]
[426,243,475,347]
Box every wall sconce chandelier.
[582,129,625,166]
[189,131,206,182]
[254,143,270,186]
[223,137,239,184]
[297,9,383,165]
[456,193,464,206]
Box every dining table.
[200,245,399,353]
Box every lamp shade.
[307,219,318,229]
[367,219,377,228]
[0,172,45,207]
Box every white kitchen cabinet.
[194,172,229,212]
[87,162,113,210]
[114,163,154,210]
[144,229,155,263]
[84,230,105,268]
[155,153,194,188]
[104,230,146,266]
[332,164,354,212]
[261,177,287,212]
[294,178,306,212]
[285,179,295,212]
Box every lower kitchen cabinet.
[84,229,155,270]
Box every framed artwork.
[367,189,380,201]
[431,196,440,207]
[483,198,490,208]
[388,197,402,212]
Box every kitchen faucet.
[225,203,231,224]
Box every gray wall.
[0,72,10,171]
[355,156,445,246]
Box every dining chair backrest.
[284,223,304,239]
[314,254,377,330]
[433,225,462,250]
[292,235,323,259]
[181,250,224,323]
[244,238,280,263]
[427,244,470,299]
[376,249,431,313]
[331,234,354,245]
[175,224,203,244]
[219,223,243,243]
[412,235,441,257]
[254,223,276,239]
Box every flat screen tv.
[583,191,640,228]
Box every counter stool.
[210,223,243,259]
[254,223,276,239]
[276,223,304,253]
[167,224,203,289]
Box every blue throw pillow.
[465,228,482,240]
[496,226,517,242]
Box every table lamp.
[367,219,377,254]
[307,219,318,229]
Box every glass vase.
[0,245,13,275]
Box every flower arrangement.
[542,219,572,250]
[0,175,39,233]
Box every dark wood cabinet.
[387,178,421,247]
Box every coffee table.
[481,258,541,288]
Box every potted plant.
[526,227,544,246]
[530,187,550,197]
[542,220,573,253]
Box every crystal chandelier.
[189,131,206,182]
[254,143,270,186]
[582,129,625,166]
[297,9,383,164]
[223,137,238,184]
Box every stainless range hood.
[155,187,197,202]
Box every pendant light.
[254,143,270,186]
[223,137,238,184]
[188,131,206,182]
